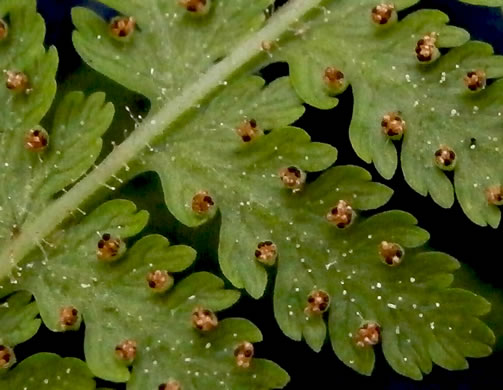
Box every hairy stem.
[0,0,323,279]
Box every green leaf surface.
[147,93,494,378]
[0,0,128,287]
[0,3,288,388]
[143,76,333,299]
[73,0,496,379]
[274,1,503,227]
[0,353,97,389]
[0,0,56,232]
[0,86,114,229]
[0,291,40,348]
[1,199,289,389]
[72,0,274,108]
[0,0,116,255]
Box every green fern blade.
[0,0,57,237]
[0,199,289,389]
[0,0,327,273]
[0,0,119,273]
[72,0,274,106]
[0,2,291,388]
[276,1,503,226]
[138,70,492,378]
[0,291,40,352]
[71,0,497,379]
[0,353,97,389]
[0,89,114,267]
[143,76,334,297]
[2,0,494,384]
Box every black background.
[16,1,503,389]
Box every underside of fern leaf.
[0,353,97,389]
[0,199,288,388]
[0,1,289,388]
[275,0,503,227]
[67,0,498,380]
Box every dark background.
[17,0,503,388]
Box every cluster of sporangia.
[1,0,502,384]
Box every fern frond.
[71,0,496,378]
